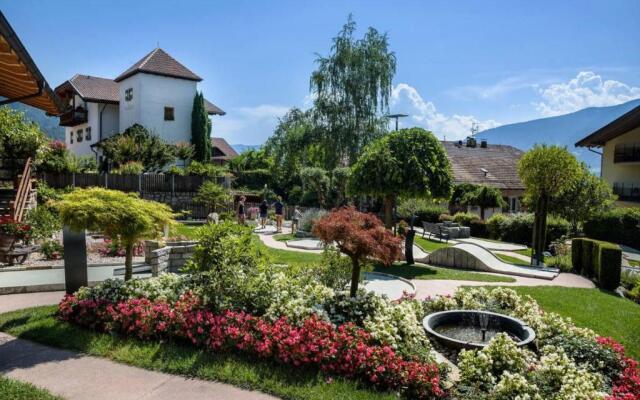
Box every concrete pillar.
[63,226,88,294]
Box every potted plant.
[0,216,32,247]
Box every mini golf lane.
[362,272,415,300]
[427,242,558,280]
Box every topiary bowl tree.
[313,207,403,297]
[348,127,453,229]
[57,188,176,281]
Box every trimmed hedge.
[583,208,640,249]
[452,212,480,227]
[571,238,622,290]
[470,219,489,238]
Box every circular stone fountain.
[423,310,535,350]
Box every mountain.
[6,102,64,141]
[476,98,640,170]
[232,144,262,154]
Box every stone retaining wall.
[144,240,197,276]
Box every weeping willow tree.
[311,15,396,169]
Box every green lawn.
[629,259,640,267]
[504,286,640,360]
[495,253,530,267]
[414,237,451,252]
[0,376,62,400]
[514,248,533,257]
[374,263,515,283]
[172,223,201,240]
[0,307,395,400]
[273,233,296,242]
[254,237,323,267]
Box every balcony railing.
[613,182,640,203]
[614,143,640,163]
[59,108,88,127]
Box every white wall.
[65,99,99,157]
[118,73,197,143]
[101,104,119,140]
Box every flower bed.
[59,292,445,399]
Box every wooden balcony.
[59,108,88,127]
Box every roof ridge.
[138,48,160,69]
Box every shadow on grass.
[374,263,438,279]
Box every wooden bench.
[0,237,39,266]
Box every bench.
[421,222,449,243]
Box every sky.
[3,0,640,144]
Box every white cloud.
[534,71,640,116]
[391,83,500,140]
[213,104,290,144]
[447,76,538,100]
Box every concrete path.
[0,332,276,400]
[257,228,323,254]
[0,291,65,314]
[412,272,594,298]
[428,243,558,280]
[285,239,324,250]
[456,237,528,251]
[362,272,415,300]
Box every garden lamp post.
[384,113,409,131]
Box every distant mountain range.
[7,97,640,170]
[6,103,64,141]
[476,98,640,169]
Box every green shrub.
[452,212,480,226]
[571,239,583,274]
[439,213,452,222]
[582,239,595,278]
[598,243,622,290]
[41,239,63,260]
[25,206,61,241]
[584,207,640,249]
[112,161,144,175]
[469,219,488,238]
[396,198,447,224]
[485,213,570,247]
[234,168,271,189]
[546,254,573,272]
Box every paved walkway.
[0,291,65,314]
[0,332,276,400]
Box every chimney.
[480,139,488,148]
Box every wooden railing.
[12,157,33,222]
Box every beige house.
[575,105,640,207]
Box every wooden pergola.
[0,11,63,114]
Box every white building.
[54,48,225,159]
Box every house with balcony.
[54,48,225,161]
[575,104,640,207]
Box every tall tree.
[191,92,211,162]
[518,145,581,266]
[300,167,330,208]
[349,127,453,228]
[311,15,396,168]
[548,163,616,234]
[462,185,507,219]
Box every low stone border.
[285,239,324,250]
[144,240,197,276]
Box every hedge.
[485,213,571,247]
[470,219,489,238]
[571,238,622,290]
[583,208,640,249]
[452,212,480,227]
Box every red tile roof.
[204,98,225,115]
[55,74,119,104]
[115,48,202,82]
[442,141,525,190]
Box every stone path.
[0,332,276,400]
[362,272,415,299]
[456,237,528,251]
[0,291,65,314]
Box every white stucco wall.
[602,127,640,185]
[65,99,98,157]
[118,73,196,143]
[101,104,120,140]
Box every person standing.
[237,196,246,225]
[259,199,269,229]
[273,196,284,233]
[291,206,302,234]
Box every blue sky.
[3,0,639,144]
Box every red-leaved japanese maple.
[313,207,403,297]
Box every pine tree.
[191,92,211,162]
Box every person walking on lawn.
[274,196,284,233]
[259,199,269,229]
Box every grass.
[0,376,62,400]
[374,262,515,283]
[514,248,533,257]
[494,253,530,267]
[629,259,640,267]
[273,233,297,242]
[0,307,396,400]
[254,236,323,267]
[504,286,640,360]
[172,223,201,240]
[414,237,451,253]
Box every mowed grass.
[0,307,396,400]
[414,237,451,252]
[495,253,530,267]
[172,223,202,240]
[505,286,640,360]
[374,263,515,283]
[0,377,62,400]
[273,233,297,242]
